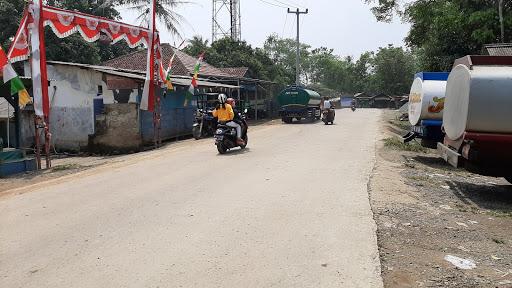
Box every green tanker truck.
[276,85,322,123]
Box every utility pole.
[288,8,308,86]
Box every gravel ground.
[371,110,512,288]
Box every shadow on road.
[412,155,454,170]
[217,148,252,156]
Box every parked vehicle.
[214,111,249,154]
[192,109,217,140]
[322,108,335,125]
[403,72,449,149]
[277,85,321,123]
[437,56,512,184]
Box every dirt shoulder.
[370,110,512,288]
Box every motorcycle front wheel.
[192,126,202,140]
[217,143,228,154]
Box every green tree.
[308,47,355,93]
[372,45,417,95]
[0,0,26,49]
[183,36,209,57]
[106,0,188,37]
[263,34,310,84]
[365,0,512,70]
[352,51,375,92]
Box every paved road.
[1,109,382,288]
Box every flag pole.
[148,0,159,148]
[30,0,51,168]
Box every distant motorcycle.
[192,109,217,140]
[322,108,335,125]
[214,110,249,154]
[351,105,356,112]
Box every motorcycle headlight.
[216,129,224,134]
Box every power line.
[281,12,288,38]
[258,0,288,9]
[273,0,306,9]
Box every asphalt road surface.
[1,109,383,288]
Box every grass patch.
[488,210,512,219]
[52,164,80,172]
[389,119,412,131]
[383,137,427,153]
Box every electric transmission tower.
[212,0,241,42]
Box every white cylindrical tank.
[408,78,447,125]
[444,64,512,140]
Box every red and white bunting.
[8,5,156,63]
[8,2,161,113]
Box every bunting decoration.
[191,52,205,88]
[9,5,154,64]
[184,52,205,106]
[0,46,31,108]
[8,2,161,114]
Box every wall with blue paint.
[140,87,196,143]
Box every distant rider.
[322,96,333,111]
[212,94,245,145]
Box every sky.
[120,0,410,58]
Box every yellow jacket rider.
[212,94,245,145]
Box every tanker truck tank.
[402,72,449,148]
[277,85,322,123]
[437,55,512,182]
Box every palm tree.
[105,0,191,38]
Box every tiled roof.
[217,67,249,78]
[102,43,246,79]
[484,43,512,56]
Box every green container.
[277,86,322,108]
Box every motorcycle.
[322,108,335,125]
[351,105,356,112]
[214,110,249,154]
[192,109,218,140]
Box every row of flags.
[159,46,205,106]
[0,41,205,111]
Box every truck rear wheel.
[505,176,512,184]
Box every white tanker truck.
[403,72,449,148]
[437,55,512,184]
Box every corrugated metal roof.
[484,43,512,56]
[47,61,239,89]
